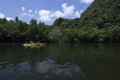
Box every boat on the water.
[23,43,46,48]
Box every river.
[0,43,120,80]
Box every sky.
[0,0,94,24]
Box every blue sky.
[0,0,94,24]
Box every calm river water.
[0,43,120,80]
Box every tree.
[48,27,62,42]
[15,16,19,23]
[29,19,37,25]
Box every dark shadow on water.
[0,43,120,80]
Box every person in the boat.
[39,41,41,44]
[30,41,33,44]
[37,41,41,45]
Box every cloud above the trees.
[38,3,83,22]
[20,3,84,24]
[0,12,13,20]
[80,0,94,4]
[0,13,5,18]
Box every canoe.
[23,43,46,48]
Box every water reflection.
[35,58,85,78]
[0,43,120,80]
[0,59,86,80]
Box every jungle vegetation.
[0,0,120,43]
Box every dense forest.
[0,0,120,43]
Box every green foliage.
[62,28,77,42]
[53,17,80,28]
[0,0,120,43]
[79,0,120,28]
[48,27,62,42]
[77,27,98,42]
[0,17,50,42]
[107,26,120,42]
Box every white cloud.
[0,13,13,21]
[80,0,94,4]
[20,8,35,18]
[28,9,32,13]
[21,12,27,16]
[38,10,51,21]
[38,3,83,23]
[74,11,81,18]
[50,10,64,18]
[0,13,5,18]
[21,6,25,11]
[6,17,13,21]
[35,11,38,14]
[74,10,84,17]
[28,10,34,18]
[62,3,75,16]
[19,3,84,24]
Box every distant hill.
[53,17,80,28]
[53,0,120,28]
[79,0,120,28]
[0,0,120,43]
